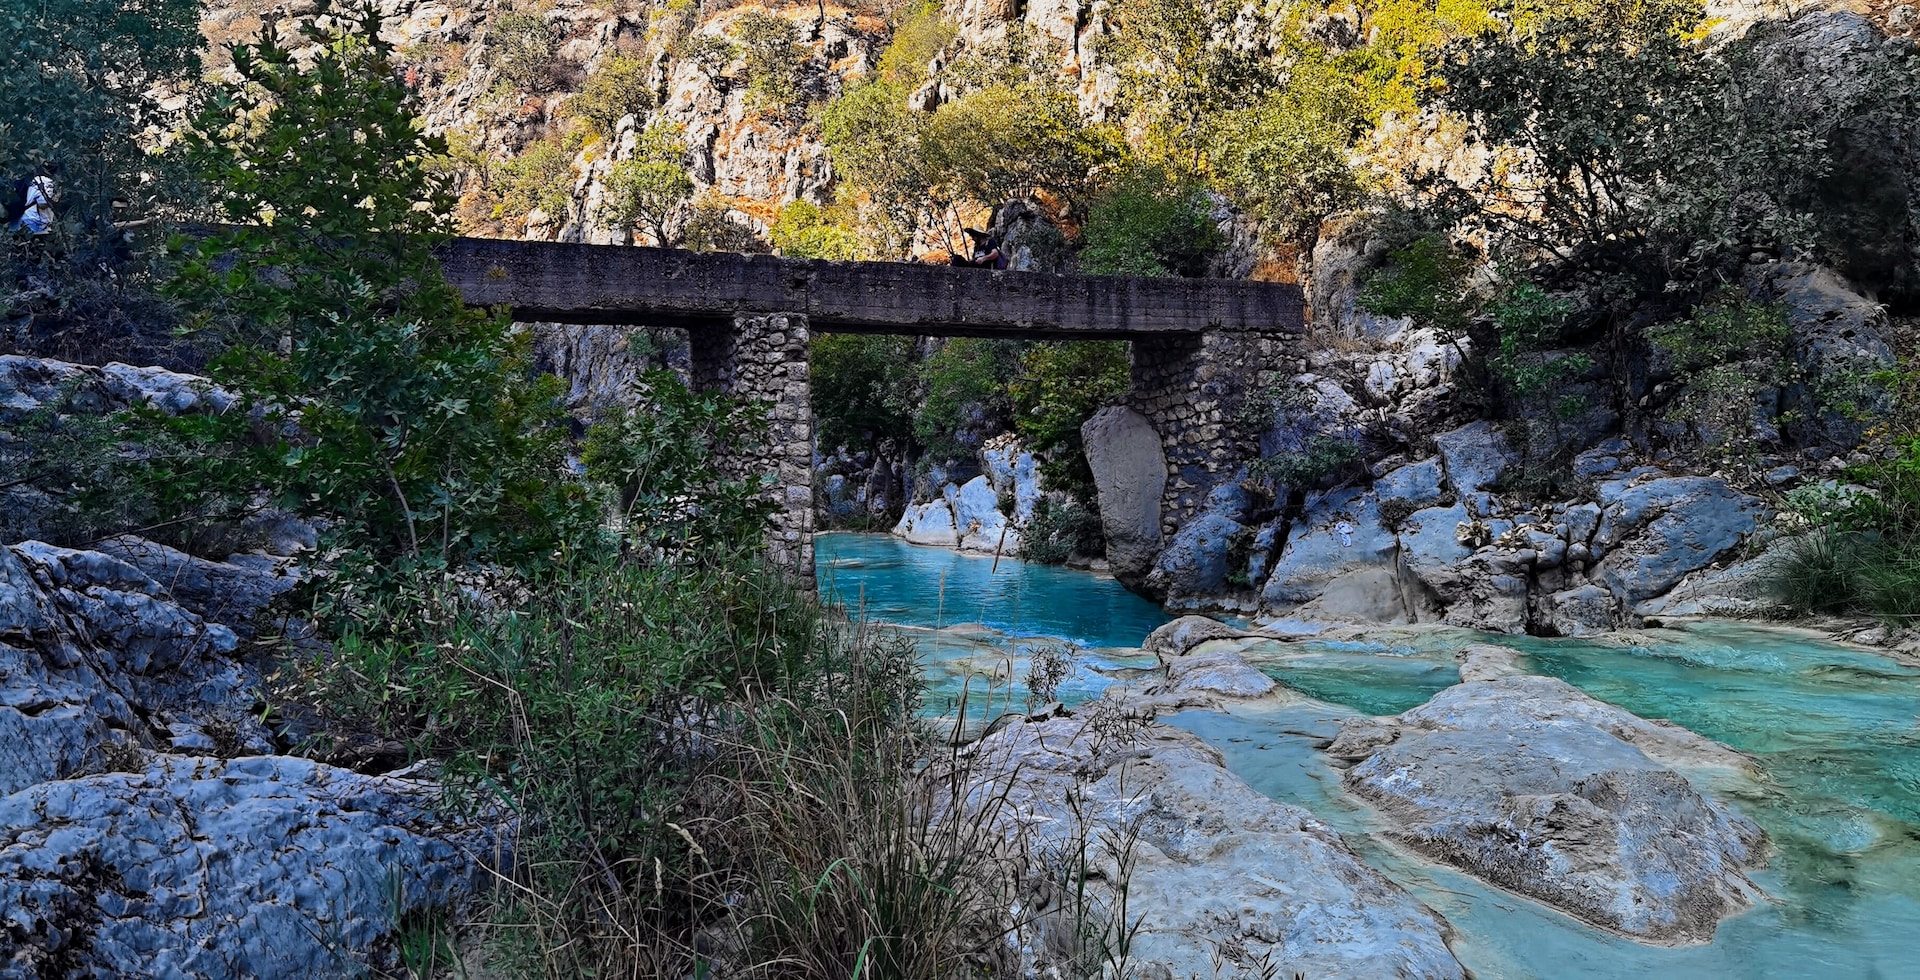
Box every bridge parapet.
[439,238,1303,339]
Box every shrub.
[494,137,577,224]
[877,1,958,84]
[1250,434,1361,491]
[1020,496,1105,565]
[1648,293,1795,460]
[1079,164,1223,277]
[768,200,862,260]
[580,368,776,555]
[490,12,560,90]
[1210,52,1372,243]
[920,83,1125,215]
[568,54,655,141]
[600,123,693,245]
[1010,341,1131,508]
[731,10,810,115]
[681,192,769,253]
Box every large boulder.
[893,498,959,548]
[0,542,272,794]
[0,756,498,978]
[1148,480,1249,603]
[1259,488,1397,612]
[967,713,1466,978]
[1433,421,1514,510]
[945,476,1019,553]
[1329,675,1765,943]
[1745,262,1900,446]
[1081,406,1167,584]
[1594,476,1770,605]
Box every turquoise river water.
[817,532,1920,979]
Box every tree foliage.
[1010,341,1131,506]
[568,54,656,142]
[0,0,204,255]
[601,122,694,245]
[770,200,863,260]
[1079,165,1223,277]
[168,9,594,580]
[732,10,811,115]
[809,334,918,452]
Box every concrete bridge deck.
[438,237,1304,339]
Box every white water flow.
[818,532,1920,979]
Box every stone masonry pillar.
[1128,328,1294,540]
[688,312,815,587]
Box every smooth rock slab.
[1329,676,1764,943]
[0,756,499,978]
[966,713,1465,978]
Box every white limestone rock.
[0,756,499,978]
[1330,676,1764,943]
[964,714,1466,978]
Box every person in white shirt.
[11,166,58,236]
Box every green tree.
[819,79,937,254]
[1212,51,1372,243]
[494,137,576,224]
[568,54,655,142]
[601,122,693,246]
[810,334,918,452]
[1108,0,1271,170]
[682,191,769,253]
[920,83,1125,216]
[914,338,1022,460]
[1417,0,1905,302]
[769,200,862,260]
[1010,341,1131,507]
[876,1,957,85]
[732,10,810,115]
[0,0,204,256]
[1079,165,1223,277]
[169,8,594,579]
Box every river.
[818,532,1920,979]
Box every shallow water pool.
[817,533,1920,978]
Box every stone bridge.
[439,238,1306,586]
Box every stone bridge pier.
[687,313,815,585]
[1089,327,1297,594]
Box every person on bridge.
[951,228,1007,270]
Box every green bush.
[877,1,958,85]
[600,123,693,245]
[1250,434,1361,491]
[581,368,777,555]
[920,83,1125,215]
[490,12,560,90]
[1019,496,1105,565]
[1648,292,1795,458]
[493,137,577,223]
[681,192,769,254]
[769,200,862,260]
[1010,341,1131,507]
[731,10,810,115]
[1079,164,1223,277]
[568,54,654,141]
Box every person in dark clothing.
[950,227,1007,269]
